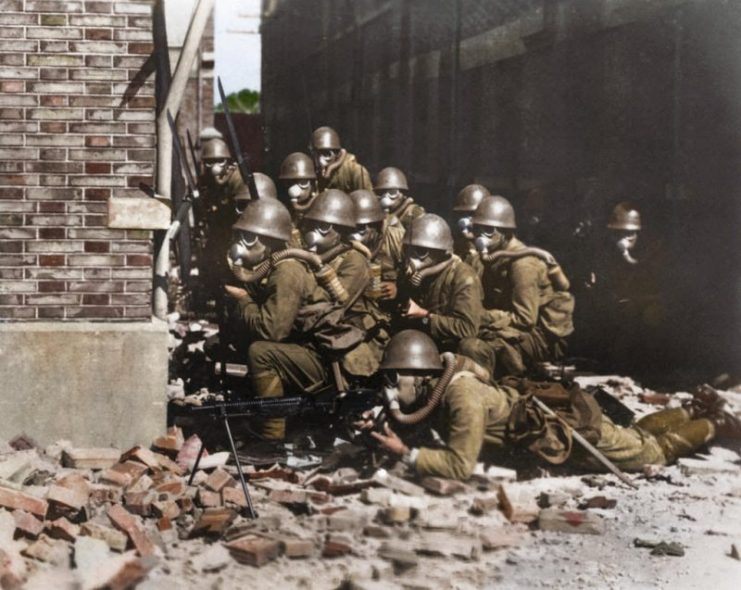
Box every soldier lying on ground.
[459,195,575,378]
[365,330,741,481]
[395,214,483,353]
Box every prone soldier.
[369,331,741,481]
[310,126,372,193]
[459,196,575,377]
[374,167,425,230]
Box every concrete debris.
[497,485,539,524]
[634,538,685,556]
[61,448,121,471]
[538,509,605,535]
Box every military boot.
[636,408,691,436]
[252,372,286,441]
[655,418,715,464]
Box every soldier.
[396,214,482,352]
[459,196,575,378]
[244,189,373,441]
[310,126,372,193]
[277,152,318,247]
[349,189,404,303]
[374,167,425,230]
[368,331,741,481]
[233,172,278,213]
[452,183,490,264]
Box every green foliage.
[215,88,260,114]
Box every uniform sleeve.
[238,261,307,341]
[353,161,373,191]
[429,265,483,343]
[500,258,541,330]
[335,249,370,303]
[414,384,486,480]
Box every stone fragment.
[0,452,36,483]
[678,457,739,476]
[363,525,392,539]
[579,496,617,510]
[378,505,411,525]
[361,487,394,506]
[538,509,605,535]
[420,476,469,496]
[378,541,419,573]
[498,485,539,524]
[47,484,88,511]
[469,495,499,516]
[0,485,48,518]
[372,470,425,496]
[222,486,248,508]
[479,527,523,551]
[730,544,740,560]
[12,509,44,539]
[46,517,80,542]
[197,489,222,508]
[418,513,460,531]
[107,504,157,557]
[189,508,237,538]
[80,522,128,552]
[225,535,280,566]
[9,434,37,451]
[22,534,70,566]
[189,543,231,572]
[537,492,571,508]
[414,531,480,560]
[62,447,121,470]
[280,537,315,558]
[204,468,235,493]
[327,511,368,532]
[322,533,353,557]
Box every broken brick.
[268,489,308,506]
[123,491,155,517]
[479,527,523,551]
[204,468,236,493]
[322,533,353,557]
[469,495,499,516]
[12,509,44,539]
[9,434,38,451]
[222,486,248,508]
[177,495,194,514]
[22,534,70,566]
[378,541,419,573]
[420,476,469,496]
[47,483,88,511]
[197,489,222,508]
[120,447,161,471]
[378,505,411,525]
[538,508,605,535]
[372,469,425,496]
[153,453,184,476]
[127,475,154,494]
[62,447,121,470]
[497,485,539,524]
[157,517,172,532]
[56,472,91,496]
[154,478,185,498]
[225,535,281,566]
[279,537,315,558]
[152,426,184,455]
[580,496,617,510]
[89,484,123,506]
[0,485,49,518]
[107,504,157,557]
[98,468,133,488]
[176,435,206,472]
[151,500,180,521]
[189,508,237,538]
[414,531,480,560]
[46,517,80,542]
[81,522,128,552]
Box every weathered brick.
[68,281,123,293]
[86,109,113,121]
[70,68,127,82]
[127,42,153,55]
[27,294,79,305]
[115,2,151,15]
[84,214,107,226]
[70,41,126,54]
[0,241,23,253]
[67,254,124,266]
[69,14,125,27]
[27,187,81,200]
[0,54,24,66]
[70,95,118,108]
[85,28,113,41]
[40,40,70,53]
[0,147,37,160]
[26,1,83,12]
[127,149,155,161]
[85,54,113,67]
[39,254,65,266]
[40,67,69,80]
[85,82,112,94]
[113,29,151,42]
[0,136,23,147]
[39,13,67,26]
[38,201,66,213]
[127,16,151,29]
[86,1,113,14]
[38,227,66,239]
[0,95,38,107]
[0,41,38,52]
[28,107,84,120]
[113,135,155,148]
[0,81,24,93]
[0,307,36,319]
[38,306,65,318]
[69,122,124,134]
[28,55,84,67]
[0,25,25,38]
[68,202,106,214]
[27,26,81,39]
[67,304,123,318]
[40,147,66,159]
[82,293,109,305]
[0,281,37,293]
[111,268,149,279]
[0,1,23,12]
[68,228,124,239]
[111,241,150,253]
[27,214,83,226]
[28,81,84,93]
[0,486,48,518]
[0,228,35,239]
[26,134,85,147]
[27,268,81,280]
[0,68,38,80]
[69,148,126,161]
[40,96,69,108]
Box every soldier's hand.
[352,409,377,431]
[405,299,429,319]
[371,423,410,456]
[224,285,248,300]
[380,281,397,300]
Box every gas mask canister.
[228,231,268,269]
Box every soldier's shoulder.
[272,256,312,279]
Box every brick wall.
[0,0,157,321]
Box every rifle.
[186,128,200,180]
[170,386,386,519]
[166,110,200,218]
[217,76,261,201]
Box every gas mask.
[204,159,230,185]
[314,149,339,174]
[474,226,506,255]
[351,223,381,251]
[379,189,403,213]
[403,245,434,277]
[303,221,341,254]
[228,230,268,269]
[287,181,313,204]
[457,215,474,240]
[614,231,639,264]
[383,371,427,409]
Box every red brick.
[47,484,88,511]
[123,491,155,516]
[86,28,112,41]
[82,293,109,305]
[128,42,153,54]
[204,468,235,493]
[40,67,69,80]
[38,201,66,213]
[39,254,65,266]
[39,96,68,109]
[127,254,151,267]
[85,188,110,200]
[197,489,221,509]
[1,81,24,92]
[226,536,281,567]
[0,486,49,518]
[107,504,157,557]
[13,509,45,539]
[46,516,80,542]
[39,121,67,133]
[189,508,236,538]
[84,240,109,253]
[38,281,66,292]
[38,306,65,319]
[85,162,111,174]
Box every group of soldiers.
[188,125,739,481]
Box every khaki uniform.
[387,199,426,231]
[379,222,405,282]
[247,246,371,439]
[453,236,478,268]
[319,151,372,193]
[459,237,574,377]
[414,373,520,480]
[397,256,483,352]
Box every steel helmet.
[607,202,642,231]
[380,329,443,371]
[311,126,341,150]
[402,213,454,253]
[233,173,279,208]
[201,138,230,160]
[374,167,409,192]
[279,152,317,180]
[302,189,356,229]
[472,195,516,229]
[199,126,223,142]
[350,190,385,225]
[453,184,491,213]
[232,197,293,242]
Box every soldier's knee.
[247,341,275,373]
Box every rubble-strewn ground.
[1,319,739,589]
